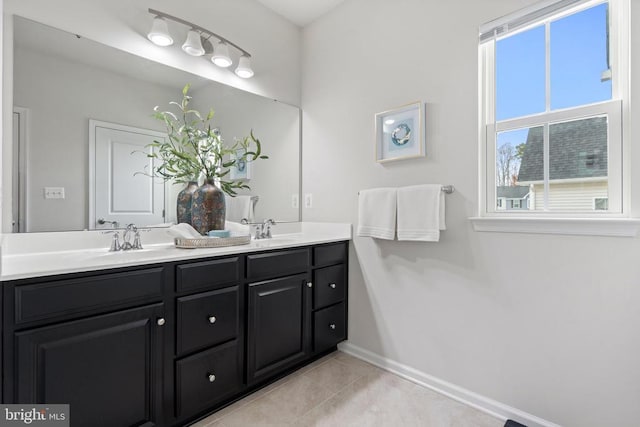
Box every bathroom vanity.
[0,227,349,426]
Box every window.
[479,0,628,218]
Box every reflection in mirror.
[10,16,301,233]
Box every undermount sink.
[252,235,302,246]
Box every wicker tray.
[174,234,251,249]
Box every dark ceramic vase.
[191,179,226,235]
[176,181,199,225]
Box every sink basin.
[252,235,302,247]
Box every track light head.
[212,41,233,68]
[147,16,173,47]
[182,29,205,56]
[235,55,254,79]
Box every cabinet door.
[247,274,311,384]
[14,303,165,427]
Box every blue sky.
[495,3,610,151]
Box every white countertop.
[1,222,351,281]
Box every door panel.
[14,303,164,427]
[246,274,311,384]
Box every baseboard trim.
[338,342,561,427]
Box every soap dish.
[174,234,251,249]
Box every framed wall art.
[230,149,251,180]
[375,101,425,163]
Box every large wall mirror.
[8,16,301,233]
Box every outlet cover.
[304,193,313,208]
[44,187,65,199]
[291,194,299,209]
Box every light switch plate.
[304,193,313,208]
[44,187,65,199]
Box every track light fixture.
[147,9,254,78]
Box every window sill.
[469,217,640,237]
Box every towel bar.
[359,185,454,195]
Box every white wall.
[302,0,640,426]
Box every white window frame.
[472,0,640,236]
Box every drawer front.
[175,340,242,418]
[314,242,347,267]
[246,248,310,281]
[15,268,164,325]
[314,303,346,353]
[313,264,345,309]
[177,256,240,293]
[177,286,239,355]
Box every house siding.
[529,181,608,210]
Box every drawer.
[246,248,310,281]
[313,264,345,309]
[177,286,239,355]
[314,303,346,353]
[176,257,240,293]
[175,340,242,418]
[314,242,347,267]
[15,267,164,325]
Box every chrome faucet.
[103,224,145,251]
[246,219,276,240]
[262,219,275,239]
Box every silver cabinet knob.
[208,374,216,383]
[307,282,313,288]
[157,318,165,326]
[208,316,217,324]
[329,283,337,289]
[329,323,336,330]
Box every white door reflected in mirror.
[90,120,166,229]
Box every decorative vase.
[176,181,199,225]
[191,179,226,235]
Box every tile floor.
[190,351,504,426]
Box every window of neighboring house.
[497,198,504,209]
[594,197,609,210]
[512,199,522,209]
[479,0,628,217]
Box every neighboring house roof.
[497,186,530,199]
[517,116,608,182]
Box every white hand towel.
[225,195,255,223]
[225,220,251,236]
[357,188,397,240]
[397,184,446,242]
[167,223,203,239]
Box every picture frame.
[375,101,425,163]
[230,149,251,181]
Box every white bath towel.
[357,188,397,240]
[397,184,446,242]
[225,195,255,223]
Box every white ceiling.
[255,0,347,27]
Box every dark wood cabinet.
[247,273,312,384]
[14,303,165,427]
[2,240,348,427]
